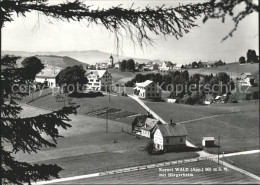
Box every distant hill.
[188,62,259,79]
[11,55,86,69]
[2,50,162,65]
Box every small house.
[133,80,162,100]
[153,122,188,152]
[240,73,254,86]
[35,67,62,88]
[132,115,160,138]
[202,137,215,147]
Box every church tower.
[108,54,114,67]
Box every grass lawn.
[144,101,231,123]
[58,160,258,184]
[187,63,259,79]
[20,87,55,104]
[224,153,260,177]
[108,68,158,84]
[28,93,147,123]
[144,101,259,153]
[184,111,259,153]
[12,105,198,178]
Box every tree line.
[125,70,238,105]
[239,49,259,64]
[120,59,135,72]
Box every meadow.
[144,100,259,153]
[225,153,260,177]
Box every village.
[1,0,259,183]
[2,49,260,184]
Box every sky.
[1,0,259,64]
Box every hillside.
[13,55,86,69]
[2,50,161,65]
[187,62,259,79]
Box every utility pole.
[218,133,220,164]
[106,107,108,133]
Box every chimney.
[170,119,175,125]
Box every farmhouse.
[159,61,174,71]
[133,80,162,99]
[35,67,61,88]
[132,115,161,138]
[202,137,215,147]
[85,70,112,91]
[240,72,254,86]
[153,123,188,152]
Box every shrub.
[144,140,154,155]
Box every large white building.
[133,80,162,99]
[153,123,188,152]
[35,67,61,88]
[85,70,112,91]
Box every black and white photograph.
[1,0,259,184]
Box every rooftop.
[36,67,62,78]
[202,137,215,141]
[135,80,154,87]
[85,70,107,77]
[158,123,188,137]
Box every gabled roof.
[85,70,107,78]
[202,137,215,141]
[36,67,61,78]
[136,80,154,87]
[142,118,160,131]
[158,123,188,137]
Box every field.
[12,104,199,178]
[187,63,259,80]
[225,153,260,177]
[28,93,147,124]
[144,101,259,153]
[57,160,258,184]
[107,68,158,84]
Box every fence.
[59,157,203,178]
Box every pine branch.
[1,0,257,47]
[1,106,78,153]
[2,148,63,185]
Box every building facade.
[85,70,112,91]
[133,80,162,99]
[132,115,160,138]
[153,123,188,152]
[240,72,254,86]
[35,67,61,88]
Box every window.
[180,138,183,142]
[96,79,99,82]
[147,87,150,91]
[152,88,155,91]
[90,79,93,82]
[152,93,154,96]
[156,93,159,97]
[147,93,150,97]
[166,139,169,144]
[88,83,92,85]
